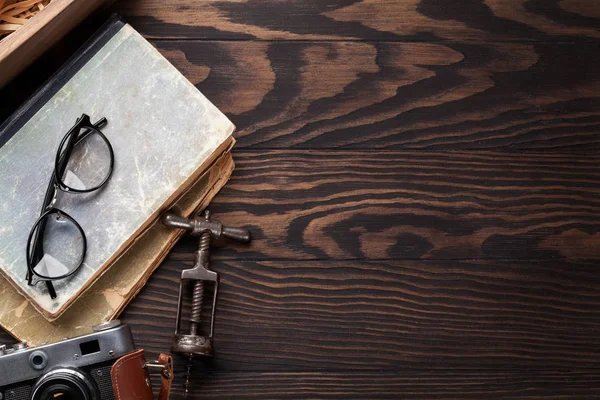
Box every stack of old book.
[0,17,235,345]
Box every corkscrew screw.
[161,210,251,397]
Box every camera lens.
[31,368,99,400]
[39,385,80,400]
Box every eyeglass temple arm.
[55,117,108,180]
[75,117,107,145]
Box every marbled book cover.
[0,19,235,319]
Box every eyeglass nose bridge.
[45,185,59,211]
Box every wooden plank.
[108,257,600,371]
[166,150,600,262]
[0,0,108,88]
[114,0,600,42]
[151,41,600,150]
[2,257,599,371]
[162,371,600,399]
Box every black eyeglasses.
[26,114,114,299]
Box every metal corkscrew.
[162,210,251,397]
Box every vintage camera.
[0,320,136,400]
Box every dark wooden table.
[3,1,600,398]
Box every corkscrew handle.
[221,226,251,243]
[161,212,251,243]
[161,213,193,230]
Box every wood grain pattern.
[1,0,599,398]
[160,371,600,399]
[162,151,600,262]
[2,149,595,392]
[152,40,600,150]
[121,257,600,371]
[114,0,600,42]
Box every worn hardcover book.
[0,16,235,320]
[0,150,234,346]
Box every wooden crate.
[0,0,107,88]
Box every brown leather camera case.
[111,349,173,400]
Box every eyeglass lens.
[30,211,85,279]
[58,125,113,192]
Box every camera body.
[0,320,135,400]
